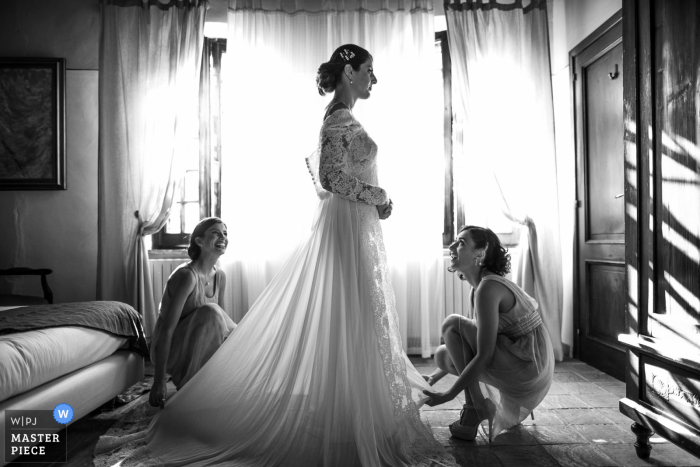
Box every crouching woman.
[422,226,554,441]
[149,217,237,408]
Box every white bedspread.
[0,326,126,402]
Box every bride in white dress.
[98,44,452,467]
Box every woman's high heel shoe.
[448,399,496,442]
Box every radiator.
[148,257,187,312]
[149,254,508,339]
[442,253,474,320]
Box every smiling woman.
[423,225,554,442]
[148,217,237,407]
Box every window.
[152,39,225,249]
[436,31,517,247]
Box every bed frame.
[0,350,144,466]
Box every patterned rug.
[115,376,154,406]
[93,379,177,466]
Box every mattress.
[0,326,126,402]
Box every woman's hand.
[149,379,168,408]
[377,199,393,220]
[422,389,456,407]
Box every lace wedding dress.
[95,107,453,466]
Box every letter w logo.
[58,410,69,418]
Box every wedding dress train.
[95,107,452,466]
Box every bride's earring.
[474,250,485,266]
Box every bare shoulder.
[217,268,227,281]
[475,277,510,301]
[168,266,197,291]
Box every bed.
[0,301,147,466]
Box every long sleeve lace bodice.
[317,109,389,206]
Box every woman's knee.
[441,314,460,335]
[191,303,227,328]
[441,314,475,335]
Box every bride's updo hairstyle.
[449,225,511,279]
[316,44,372,96]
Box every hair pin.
[339,49,355,61]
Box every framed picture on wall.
[0,57,66,190]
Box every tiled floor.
[411,357,700,467]
[12,358,700,466]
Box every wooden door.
[572,12,626,380]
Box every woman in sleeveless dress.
[148,217,237,407]
[96,45,451,467]
[422,226,554,441]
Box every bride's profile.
[96,44,451,467]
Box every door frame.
[571,9,623,363]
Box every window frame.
[437,31,454,248]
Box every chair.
[0,268,53,306]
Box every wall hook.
[608,64,619,80]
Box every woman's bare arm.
[149,269,196,407]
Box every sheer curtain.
[99,0,205,337]
[219,0,444,356]
[446,0,564,359]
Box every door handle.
[615,193,624,199]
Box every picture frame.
[0,57,66,190]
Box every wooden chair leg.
[40,273,53,304]
[631,422,654,459]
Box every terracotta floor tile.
[597,443,700,466]
[411,357,700,467]
[448,446,504,467]
[520,409,566,426]
[651,444,700,466]
[489,424,540,446]
[575,372,623,383]
[492,445,561,467]
[430,426,488,447]
[572,423,637,444]
[524,425,590,444]
[548,382,569,395]
[540,394,592,409]
[594,382,626,398]
[555,360,592,370]
[553,408,613,425]
[543,444,620,467]
[595,407,632,425]
[558,382,610,395]
[554,372,592,383]
[575,393,621,408]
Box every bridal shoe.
[449,399,496,442]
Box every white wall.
[0,0,100,303]
[551,0,621,355]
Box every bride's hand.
[377,200,393,220]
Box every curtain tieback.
[499,311,543,340]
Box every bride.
[99,44,450,467]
